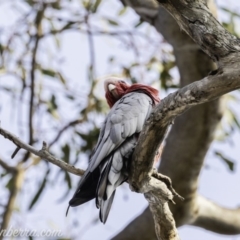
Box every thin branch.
[11,147,21,159]
[0,127,85,176]
[49,119,84,147]
[0,158,16,173]
[21,3,47,163]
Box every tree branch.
[0,164,24,240]
[0,158,16,173]
[130,68,240,192]
[21,3,47,163]
[0,127,85,176]
[49,119,84,147]
[157,0,240,63]
[191,195,240,235]
[146,196,180,240]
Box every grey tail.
[96,156,117,223]
[99,191,116,223]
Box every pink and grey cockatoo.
[68,78,160,223]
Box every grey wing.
[69,92,154,222]
[89,92,153,171]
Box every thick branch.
[146,195,180,240]
[114,1,223,239]
[0,127,84,176]
[130,65,240,192]
[157,0,240,62]
[192,195,240,235]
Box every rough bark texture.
[113,0,240,239]
[130,65,240,191]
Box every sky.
[0,0,240,240]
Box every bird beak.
[108,84,116,92]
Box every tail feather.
[96,156,113,208]
[68,136,137,223]
[69,168,100,207]
[96,154,127,223]
[99,190,116,224]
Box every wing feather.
[89,92,153,171]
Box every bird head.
[104,77,160,108]
[104,78,130,107]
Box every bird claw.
[151,169,184,201]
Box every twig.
[0,158,16,173]
[11,147,21,159]
[0,127,85,176]
[49,119,84,147]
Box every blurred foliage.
[215,151,235,172]
[0,0,240,238]
[221,7,240,37]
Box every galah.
[68,78,160,223]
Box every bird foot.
[151,168,184,201]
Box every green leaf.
[82,0,91,11]
[41,69,56,78]
[61,144,70,163]
[47,95,59,118]
[0,43,4,55]
[50,1,61,9]
[215,151,235,172]
[92,0,102,13]
[118,7,127,16]
[106,18,119,26]
[28,169,50,210]
[24,0,34,6]
[232,112,240,129]
[160,61,175,90]
[5,177,14,190]
[64,171,72,189]
[58,72,66,86]
[135,19,143,28]
[220,7,240,18]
